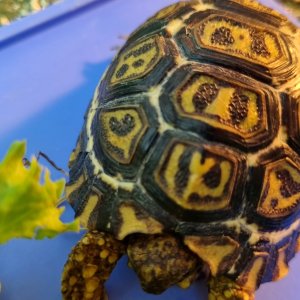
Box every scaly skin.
[208,276,254,300]
[62,231,125,300]
[127,234,201,294]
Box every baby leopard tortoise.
[62,0,300,299]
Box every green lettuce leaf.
[0,141,79,244]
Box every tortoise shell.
[66,0,300,291]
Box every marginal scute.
[127,1,198,44]
[153,2,196,20]
[228,0,284,17]
[287,96,300,154]
[184,235,240,276]
[66,174,87,205]
[99,106,148,164]
[160,64,280,151]
[178,74,261,132]
[296,234,300,252]
[213,0,288,25]
[236,252,268,291]
[68,133,84,169]
[115,202,163,240]
[79,189,102,229]
[257,154,300,219]
[273,243,290,281]
[155,139,238,212]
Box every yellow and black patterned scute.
[66,0,300,293]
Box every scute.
[184,235,241,276]
[198,15,281,65]
[127,1,198,43]
[286,96,300,154]
[176,8,298,86]
[110,36,162,86]
[91,95,159,179]
[258,158,300,219]
[296,234,300,252]
[78,188,103,229]
[236,252,269,291]
[153,2,197,21]
[99,107,147,164]
[160,63,280,151]
[156,141,236,211]
[98,35,177,103]
[142,131,247,222]
[247,147,300,229]
[273,242,290,280]
[113,202,164,240]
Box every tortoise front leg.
[208,276,254,300]
[62,231,125,300]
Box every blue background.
[0,0,299,299]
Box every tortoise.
[61,0,300,299]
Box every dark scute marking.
[106,142,125,159]
[271,198,279,209]
[188,193,201,204]
[276,169,300,198]
[115,64,129,79]
[109,114,136,136]
[133,59,145,68]
[211,26,235,46]
[203,164,222,189]
[124,42,155,60]
[128,235,198,294]
[250,30,271,58]
[175,148,193,197]
[193,83,219,112]
[229,92,250,125]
